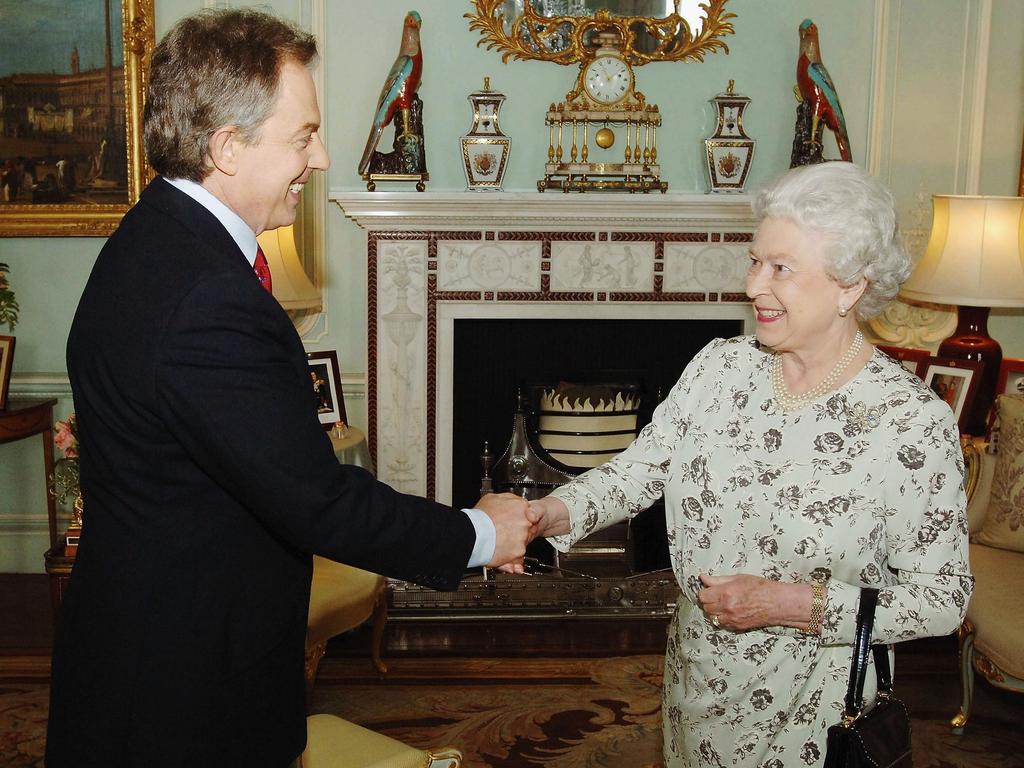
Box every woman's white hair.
[752,162,911,320]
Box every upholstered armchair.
[300,714,463,768]
[951,394,1024,733]
[305,556,388,702]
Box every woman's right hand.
[527,495,571,539]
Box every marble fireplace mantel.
[331,191,755,231]
[331,191,759,503]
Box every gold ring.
[711,614,721,628]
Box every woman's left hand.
[697,573,811,632]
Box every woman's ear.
[206,125,240,176]
[839,276,868,314]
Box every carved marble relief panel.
[663,243,750,294]
[376,241,428,494]
[549,242,655,292]
[437,241,543,292]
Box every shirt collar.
[164,177,259,266]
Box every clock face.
[583,55,631,105]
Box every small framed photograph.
[0,335,14,409]
[922,357,982,429]
[877,345,930,378]
[997,358,1024,396]
[306,350,346,430]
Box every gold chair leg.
[951,621,975,733]
[371,595,389,678]
[305,640,327,707]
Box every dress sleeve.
[547,338,726,552]
[819,397,974,645]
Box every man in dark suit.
[46,9,535,767]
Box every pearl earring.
[838,306,848,317]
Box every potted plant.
[0,262,18,332]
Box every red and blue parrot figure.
[358,11,424,176]
[795,18,852,162]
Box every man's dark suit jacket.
[46,178,476,768]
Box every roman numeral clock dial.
[584,55,631,104]
[539,36,666,193]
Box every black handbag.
[823,588,913,768]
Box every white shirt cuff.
[463,507,496,568]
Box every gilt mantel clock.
[541,32,665,193]
[466,0,737,193]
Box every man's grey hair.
[143,8,317,182]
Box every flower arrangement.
[0,261,18,332]
[52,413,81,512]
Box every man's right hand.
[475,493,539,572]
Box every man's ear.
[207,125,241,176]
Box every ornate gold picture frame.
[0,0,155,237]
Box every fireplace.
[332,191,757,617]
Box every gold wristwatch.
[805,569,829,635]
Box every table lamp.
[901,195,1024,435]
[255,224,323,312]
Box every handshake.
[474,493,570,574]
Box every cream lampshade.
[255,225,322,312]
[901,195,1024,434]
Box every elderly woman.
[523,162,973,767]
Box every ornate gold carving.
[961,436,982,503]
[466,0,736,66]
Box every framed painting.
[997,358,1024,397]
[922,357,982,431]
[307,350,347,430]
[877,344,930,378]
[0,0,155,237]
[0,335,14,409]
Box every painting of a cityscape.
[0,0,154,236]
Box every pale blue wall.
[1,0,1022,571]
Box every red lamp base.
[938,305,1001,436]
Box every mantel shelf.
[329,189,755,231]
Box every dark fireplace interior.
[451,317,743,572]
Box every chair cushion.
[302,714,428,768]
[966,542,1024,679]
[306,557,386,646]
[974,394,1024,553]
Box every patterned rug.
[1,655,1021,767]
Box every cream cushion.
[301,714,430,768]
[974,394,1024,553]
[307,557,386,647]
[965,542,1024,679]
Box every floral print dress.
[549,336,973,768]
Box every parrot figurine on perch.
[794,18,852,164]
[358,11,425,178]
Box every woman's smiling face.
[746,216,857,354]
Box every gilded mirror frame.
[0,0,155,237]
[466,0,736,65]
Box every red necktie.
[254,246,273,294]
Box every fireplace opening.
[451,317,744,570]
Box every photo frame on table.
[997,358,1024,397]
[877,345,930,378]
[306,350,346,430]
[922,357,982,430]
[0,0,155,237]
[0,335,14,410]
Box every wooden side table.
[0,397,66,611]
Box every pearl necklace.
[772,330,864,412]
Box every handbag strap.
[843,587,892,719]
